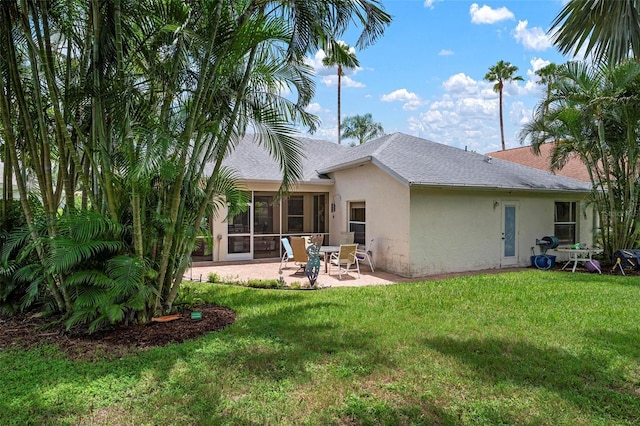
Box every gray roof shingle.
[208,134,348,183]
[318,133,592,192]
[216,132,592,192]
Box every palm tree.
[550,0,640,65]
[484,60,523,151]
[341,113,384,145]
[520,60,640,261]
[323,40,359,145]
[0,0,393,327]
[535,62,560,113]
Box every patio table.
[556,248,603,273]
[319,245,340,273]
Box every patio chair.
[289,236,309,272]
[329,244,360,279]
[356,239,374,272]
[280,237,294,270]
[338,231,354,244]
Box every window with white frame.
[554,201,576,245]
[348,201,366,245]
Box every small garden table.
[556,248,603,273]
[319,246,340,273]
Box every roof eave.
[237,177,335,186]
[408,182,592,193]
[317,156,373,174]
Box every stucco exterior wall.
[407,188,593,277]
[329,163,411,275]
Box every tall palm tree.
[341,113,384,145]
[535,62,560,113]
[520,60,640,260]
[550,0,640,65]
[484,60,523,151]
[323,40,359,144]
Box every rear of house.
[200,133,594,278]
[319,133,593,277]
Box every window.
[555,201,576,245]
[287,195,304,232]
[254,195,276,234]
[228,210,249,234]
[348,201,366,245]
[313,194,326,233]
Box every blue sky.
[302,0,573,154]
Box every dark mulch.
[0,304,236,361]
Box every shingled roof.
[318,133,592,192]
[487,143,591,182]
[208,134,348,183]
[218,133,592,193]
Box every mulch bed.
[0,304,236,361]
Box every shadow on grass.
[585,328,640,361]
[1,286,395,425]
[422,335,640,424]
[191,286,396,378]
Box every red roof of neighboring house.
[487,143,591,182]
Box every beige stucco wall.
[328,163,411,275]
[407,188,594,277]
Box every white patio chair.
[280,237,294,270]
[356,239,374,272]
[329,244,360,279]
[338,231,354,244]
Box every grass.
[2,270,640,425]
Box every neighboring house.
[487,143,591,182]
[205,133,594,277]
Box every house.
[205,133,594,277]
[487,143,591,182]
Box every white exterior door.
[501,202,518,266]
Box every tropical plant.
[484,60,524,151]
[520,60,640,260]
[0,0,391,329]
[535,63,560,113]
[341,113,384,145]
[322,41,360,145]
[550,0,640,65]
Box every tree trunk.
[499,82,505,151]
[337,64,342,145]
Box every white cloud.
[405,69,535,152]
[442,73,481,96]
[510,101,532,127]
[512,20,552,51]
[305,102,324,114]
[320,74,365,88]
[438,49,454,56]
[381,88,426,111]
[457,98,496,117]
[469,3,514,24]
[424,0,443,9]
[530,57,551,73]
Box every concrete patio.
[186,259,528,288]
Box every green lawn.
[2,271,640,425]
